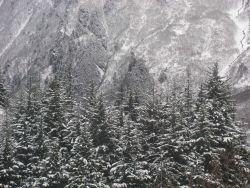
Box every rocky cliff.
[0,0,249,114]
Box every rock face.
[0,0,249,107]
[223,0,250,124]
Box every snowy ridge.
[0,13,32,58]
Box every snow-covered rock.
[0,0,246,88]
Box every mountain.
[0,0,249,116]
[221,1,250,127]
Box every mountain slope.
[0,0,249,99]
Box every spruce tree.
[204,64,250,187]
[66,123,92,188]
[190,64,250,187]
[11,91,35,187]
[0,115,17,188]
[43,77,66,143]
[0,71,7,108]
[40,77,68,187]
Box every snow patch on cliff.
[41,66,53,82]
[0,13,31,58]
[0,0,4,8]
[96,64,104,78]
[0,108,3,116]
[221,1,249,77]
[38,0,52,6]
[228,1,249,54]
[234,73,250,88]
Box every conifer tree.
[40,76,68,187]
[113,85,125,128]
[0,71,7,108]
[111,91,152,188]
[66,123,92,188]
[0,113,17,188]
[38,140,66,188]
[190,64,250,187]
[11,90,35,187]
[182,68,195,129]
[153,86,193,187]
[125,91,138,122]
[203,63,250,186]
[43,76,67,146]
[24,77,49,186]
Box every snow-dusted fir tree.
[190,64,250,187]
[182,68,195,129]
[0,112,17,188]
[203,63,249,187]
[43,77,66,144]
[41,140,66,188]
[10,89,37,187]
[0,71,7,108]
[66,118,93,188]
[110,91,151,188]
[38,76,68,187]
[190,84,213,186]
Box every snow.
[130,14,147,31]
[173,20,190,36]
[41,65,53,82]
[247,130,250,146]
[101,0,109,37]
[234,73,250,88]
[46,0,53,7]
[134,0,153,10]
[38,0,52,6]
[112,183,127,188]
[201,50,212,59]
[184,0,192,8]
[0,108,5,128]
[0,0,4,8]
[0,13,31,58]
[0,108,3,115]
[227,1,249,54]
[221,1,249,77]
[96,65,104,78]
[223,137,233,142]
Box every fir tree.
[11,91,35,187]
[190,64,250,187]
[66,124,92,188]
[43,77,66,146]
[0,71,7,108]
[0,114,17,188]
